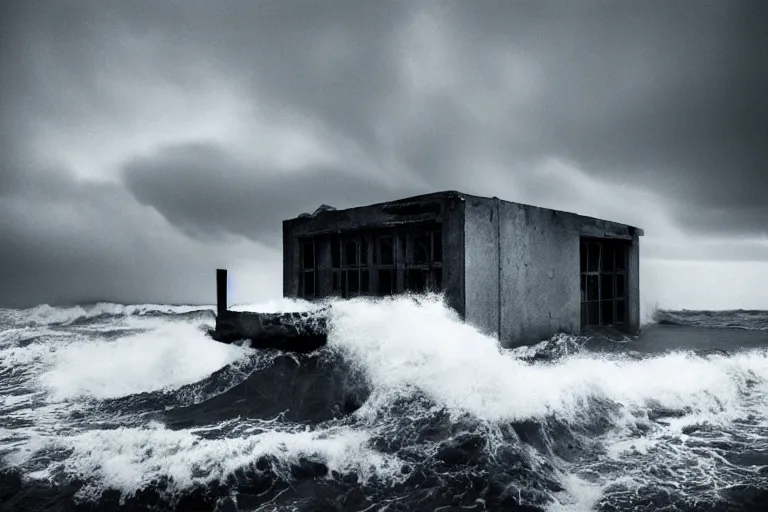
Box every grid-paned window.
[331,234,369,298]
[580,239,628,327]
[326,223,443,298]
[402,228,442,294]
[374,234,397,296]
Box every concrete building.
[283,191,643,346]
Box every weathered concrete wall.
[627,237,641,334]
[463,197,499,338]
[440,196,466,319]
[498,202,581,347]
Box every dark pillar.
[217,269,227,316]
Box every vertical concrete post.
[217,269,227,316]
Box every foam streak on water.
[1,298,767,511]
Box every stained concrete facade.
[283,191,643,347]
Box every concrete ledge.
[210,308,329,353]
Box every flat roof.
[289,190,644,236]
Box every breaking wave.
[1,297,767,511]
[0,298,320,330]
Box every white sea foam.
[0,299,320,405]
[0,333,74,372]
[7,422,402,501]
[329,295,768,426]
[39,322,252,400]
[0,303,215,328]
[0,298,325,329]
[325,295,768,507]
[548,473,603,512]
[229,297,323,313]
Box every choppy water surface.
[1,298,767,511]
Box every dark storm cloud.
[99,0,768,238]
[0,161,280,308]
[414,0,768,236]
[6,0,766,235]
[122,142,422,244]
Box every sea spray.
[328,295,765,427]
[39,322,252,401]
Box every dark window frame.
[330,234,369,298]
[298,237,317,298]
[401,228,443,294]
[580,239,628,328]
[323,222,443,298]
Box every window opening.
[323,222,443,298]
[402,228,442,294]
[331,235,368,298]
[299,237,317,298]
[580,239,628,328]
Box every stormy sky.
[1,0,766,310]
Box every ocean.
[1,296,767,511]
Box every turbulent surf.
[1,297,767,511]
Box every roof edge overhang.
[284,190,644,235]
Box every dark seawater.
[1,298,767,512]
